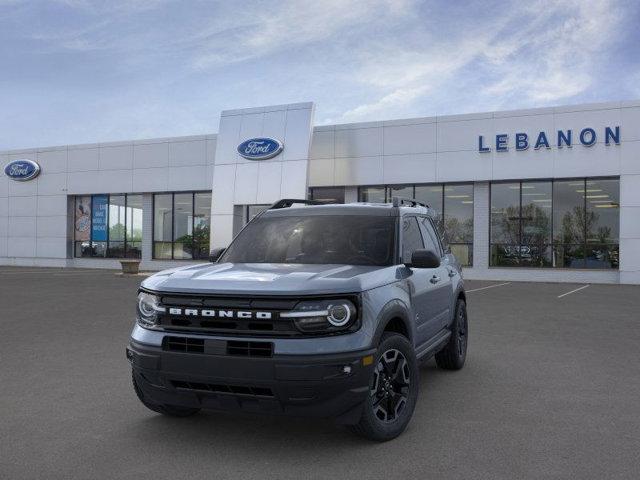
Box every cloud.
[190,0,415,70]
[481,0,622,104]
[0,0,635,149]
[334,0,627,123]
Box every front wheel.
[435,298,468,370]
[350,333,419,441]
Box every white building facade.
[1,100,639,284]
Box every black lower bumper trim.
[128,340,375,424]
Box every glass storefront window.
[444,184,474,266]
[520,181,552,267]
[389,185,413,200]
[152,192,212,260]
[108,195,126,258]
[73,193,143,259]
[309,187,345,203]
[173,193,193,259]
[126,195,143,258]
[491,178,619,269]
[153,194,173,259]
[359,186,386,203]
[415,185,443,231]
[194,192,212,261]
[74,196,92,257]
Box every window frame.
[151,191,212,260]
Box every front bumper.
[127,339,376,424]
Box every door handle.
[430,275,441,284]
[447,268,457,277]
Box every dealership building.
[1,100,639,284]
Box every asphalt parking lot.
[1,268,639,480]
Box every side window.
[428,216,449,254]
[402,217,424,264]
[419,217,442,256]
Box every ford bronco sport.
[128,197,468,441]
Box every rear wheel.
[350,333,419,441]
[435,298,468,370]
[132,371,200,417]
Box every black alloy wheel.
[435,298,468,370]
[350,332,419,441]
[371,349,411,423]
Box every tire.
[435,298,468,370]
[132,371,200,417]
[350,333,419,441]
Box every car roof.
[261,202,435,218]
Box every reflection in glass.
[490,183,520,266]
[359,186,386,203]
[586,179,619,244]
[154,194,173,259]
[173,193,193,259]
[444,184,473,266]
[491,183,520,245]
[521,181,552,267]
[415,185,443,231]
[389,185,413,201]
[490,178,620,269]
[74,196,92,257]
[126,195,143,258]
[553,180,586,246]
[107,195,126,257]
[193,193,212,260]
[310,187,345,204]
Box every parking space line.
[466,282,511,293]
[557,284,590,298]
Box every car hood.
[141,262,399,295]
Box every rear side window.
[401,217,424,264]
[420,217,442,256]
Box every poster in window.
[75,196,91,241]
[91,195,108,242]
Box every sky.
[1,0,639,150]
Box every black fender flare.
[371,299,413,347]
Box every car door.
[401,216,441,347]
[419,217,453,332]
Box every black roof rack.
[391,196,429,208]
[269,198,325,210]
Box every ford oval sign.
[237,138,283,160]
[4,159,41,181]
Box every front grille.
[162,336,273,357]
[157,294,301,336]
[163,336,204,353]
[227,341,273,357]
[153,293,360,338]
[171,380,274,398]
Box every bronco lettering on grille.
[168,308,272,320]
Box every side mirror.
[408,249,440,268]
[209,247,225,263]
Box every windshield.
[220,215,396,266]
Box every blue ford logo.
[4,159,41,181]
[237,137,283,160]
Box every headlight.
[281,299,357,334]
[136,292,164,328]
